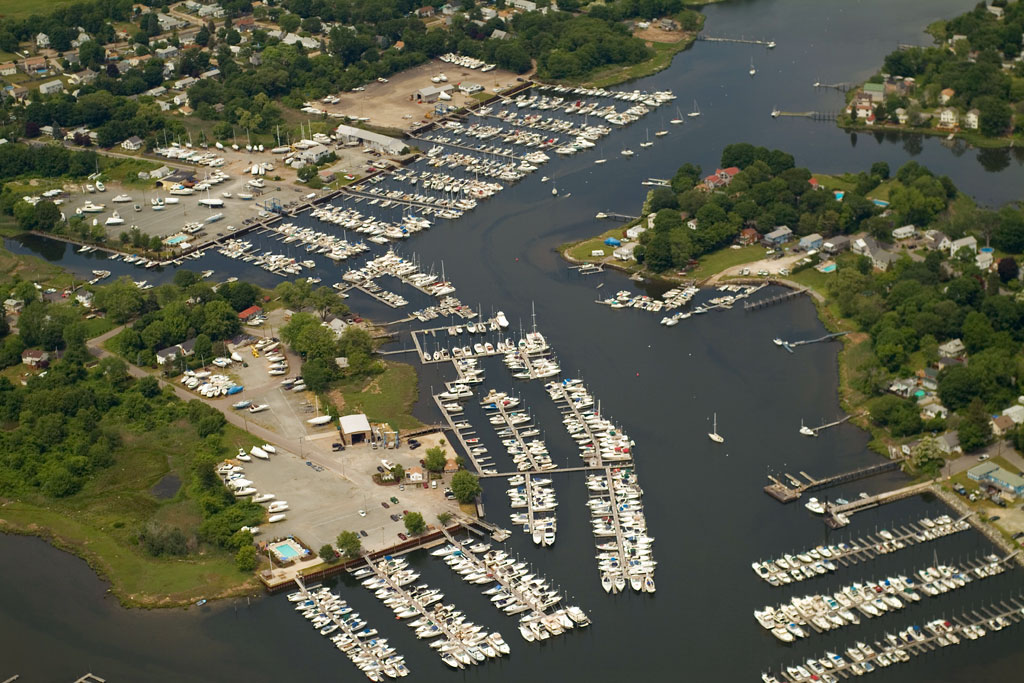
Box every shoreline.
[837,120,1020,149]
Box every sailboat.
[799,420,817,437]
[595,158,607,164]
[551,186,558,196]
[670,107,684,125]
[688,100,701,118]
[639,129,653,148]
[749,58,757,77]
[620,148,634,157]
[708,413,724,443]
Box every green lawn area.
[689,244,766,281]
[100,156,161,187]
[566,225,634,262]
[0,243,64,283]
[80,316,116,339]
[789,264,836,293]
[331,361,422,431]
[811,173,856,193]
[0,0,70,18]
[581,39,694,89]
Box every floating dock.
[824,481,937,528]
[697,33,776,47]
[764,458,905,503]
[751,514,972,587]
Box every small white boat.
[688,100,701,117]
[95,181,106,192]
[799,420,817,437]
[495,311,509,329]
[805,497,826,514]
[111,194,132,203]
[268,513,287,523]
[104,211,125,226]
[307,415,333,426]
[250,446,270,460]
[249,404,270,414]
[749,58,757,77]
[620,149,634,157]
[253,493,275,503]
[708,412,724,443]
[262,443,276,454]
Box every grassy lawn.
[811,173,856,193]
[0,0,70,18]
[100,156,161,187]
[566,225,633,262]
[789,264,836,293]
[581,39,695,89]
[331,361,422,431]
[80,316,116,339]
[0,244,64,283]
[689,244,766,280]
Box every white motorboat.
[307,415,333,426]
[253,493,275,503]
[267,501,289,513]
[95,181,105,192]
[112,194,132,203]
[80,202,105,213]
[262,443,276,454]
[799,420,817,437]
[250,446,270,460]
[268,513,287,523]
[249,404,270,414]
[104,211,125,226]
[708,412,724,443]
[805,497,826,514]
[234,486,257,496]
[620,148,634,157]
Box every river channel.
[4,0,1023,681]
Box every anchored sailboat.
[708,413,724,443]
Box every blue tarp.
[604,237,621,246]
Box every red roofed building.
[808,177,821,190]
[701,166,741,191]
[739,227,760,245]
[416,6,435,17]
[238,305,263,321]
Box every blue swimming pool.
[275,544,299,560]
[820,263,837,273]
[872,199,890,207]
[166,235,187,245]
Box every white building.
[948,235,977,257]
[939,107,958,127]
[297,144,332,164]
[36,33,50,48]
[39,80,64,95]
[333,123,406,155]
[121,135,143,151]
[965,108,980,130]
[891,225,916,240]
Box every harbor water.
[4,0,1024,680]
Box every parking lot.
[233,431,461,553]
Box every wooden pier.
[824,480,937,528]
[764,458,905,503]
[408,133,521,161]
[595,212,638,222]
[697,33,776,47]
[771,110,838,121]
[744,287,808,311]
[433,394,488,475]
[814,81,856,92]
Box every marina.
[288,579,409,681]
[764,459,906,503]
[751,514,973,587]
[755,554,1012,643]
[434,529,590,639]
[766,597,1024,683]
[354,556,508,669]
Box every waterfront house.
[614,244,637,261]
[965,109,979,130]
[938,107,958,128]
[626,225,647,240]
[991,414,1015,437]
[939,88,955,105]
[923,229,950,251]
[121,135,143,151]
[852,236,897,271]
[155,338,196,365]
[764,225,793,246]
[936,431,961,455]
[863,82,885,103]
[21,349,49,368]
[948,235,977,258]
[798,233,823,251]
[1002,405,1024,425]
[976,249,994,270]
[75,290,94,307]
[807,177,821,191]
[297,144,331,164]
[987,4,1005,18]
[888,378,916,398]
[237,305,263,322]
[892,224,916,240]
[938,338,965,359]
[895,107,908,124]
[444,458,459,474]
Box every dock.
[433,393,488,475]
[756,554,1012,642]
[745,288,808,311]
[814,81,857,92]
[770,110,838,121]
[697,33,776,47]
[776,331,848,352]
[769,597,1024,683]
[824,480,937,528]
[764,458,905,503]
[290,576,407,679]
[408,133,521,161]
[751,513,972,587]
[595,212,638,222]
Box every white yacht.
[80,201,105,213]
[495,311,509,328]
[799,420,817,437]
[104,211,125,226]
[805,497,826,514]
[708,413,724,443]
[112,194,132,203]
[621,148,634,157]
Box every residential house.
[71,31,91,48]
[863,82,885,103]
[936,431,962,455]
[481,7,497,19]
[852,236,897,271]
[415,6,435,18]
[280,33,318,49]
[888,378,916,398]
[0,62,15,76]
[39,80,64,96]
[613,244,637,261]
[965,109,980,130]
[144,85,167,98]
[21,349,50,367]
[444,458,459,474]
[798,233,823,251]
[3,298,24,314]
[822,235,851,254]
[923,229,950,251]
[155,46,179,60]
[920,402,948,420]
[1001,404,1024,425]
[21,56,47,74]
[155,339,196,365]
[490,29,510,40]
[197,3,224,18]
[235,15,256,31]
[807,177,822,191]
[121,135,143,151]
[938,107,958,127]
[509,0,538,11]
[738,227,760,246]
[977,249,994,270]
[892,224,916,240]
[237,305,263,322]
[36,33,50,49]
[325,316,347,339]
[764,225,793,246]
[918,367,940,391]
[173,76,198,90]
[895,107,908,124]
[686,218,699,231]
[987,4,1005,18]
[75,290,94,307]
[948,235,977,258]
[939,88,955,104]
[172,93,189,107]
[200,68,220,80]
[991,414,1015,437]
[406,466,424,483]
[659,18,680,31]
[625,224,647,240]
[938,338,966,359]
[157,13,188,32]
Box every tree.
[309,286,347,321]
[235,544,257,571]
[318,544,338,563]
[390,464,405,480]
[958,398,993,452]
[450,470,481,503]
[909,436,945,478]
[997,257,1018,283]
[648,187,679,213]
[437,511,453,525]
[336,530,361,558]
[403,511,426,535]
[424,445,447,472]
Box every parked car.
[359,530,368,537]
[397,533,407,540]
[399,484,405,491]
[358,509,366,517]
[390,514,401,521]
[381,501,390,508]
[409,442,421,450]
[332,442,345,451]
[390,497,399,504]
[989,515,1001,522]
[431,480,437,489]
[978,453,990,461]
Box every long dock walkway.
[548,382,607,468]
[408,133,521,161]
[745,287,808,311]
[433,394,487,474]
[764,458,905,503]
[771,597,1024,683]
[752,513,972,586]
[825,481,936,528]
[698,33,776,47]
[479,465,602,479]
